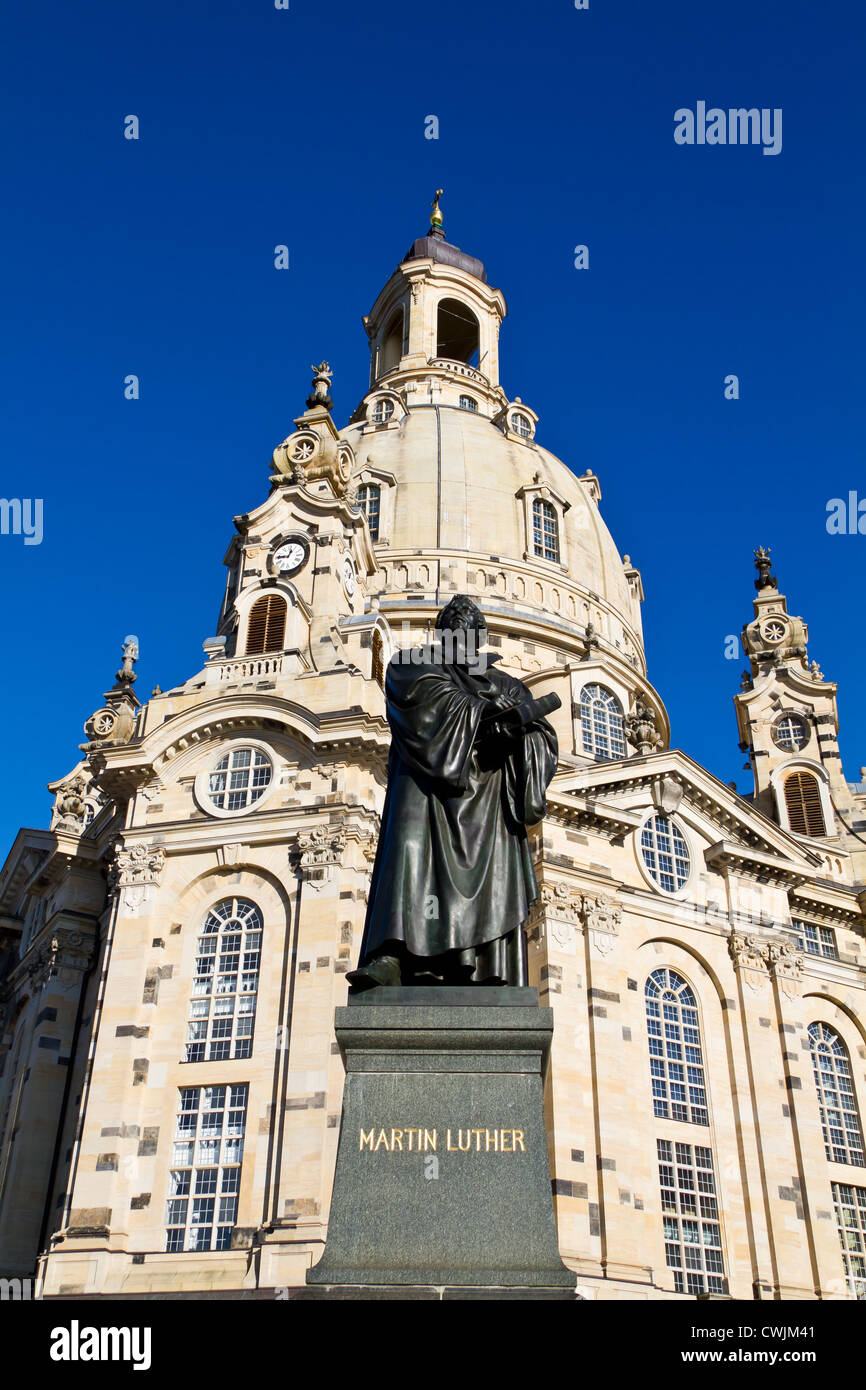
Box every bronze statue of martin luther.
[347,596,560,990]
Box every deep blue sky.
[1,0,864,849]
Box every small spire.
[81,636,140,749]
[430,188,444,238]
[753,545,777,592]
[115,634,139,689]
[306,361,333,412]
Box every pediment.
[550,749,822,877]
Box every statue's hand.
[481,689,519,716]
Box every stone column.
[729,931,818,1297]
[766,939,849,1298]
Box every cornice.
[789,881,866,927]
[118,803,382,862]
[545,789,642,840]
[704,839,813,889]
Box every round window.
[760,618,787,645]
[512,412,532,439]
[371,399,395,424]
[773,713,809,751]
[195,744,275,818]
[639,814,691,894]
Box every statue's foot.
[346,954,402,991]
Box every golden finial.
[430,188,444,230]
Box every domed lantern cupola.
[360,192,508,413]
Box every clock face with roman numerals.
[271,537,309,576]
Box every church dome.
[341,203,647,678]
[342,405,644,664]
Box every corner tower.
[735,547,866,881]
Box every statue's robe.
[358,649,558,985]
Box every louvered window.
[784,772,826,837]
[186,899,261,1064]
[245,594,286,655]
[371,630,385,687]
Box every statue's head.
[435,596,487,640]
[434,596,487,669]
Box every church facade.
[2,207,865,1301]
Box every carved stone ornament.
[52,774,90,829]
[27,927,93,989]
[116,635,139,688]
[84,707,118,741]
[625,695,663,756]
[220,843,249,867]
[729,931,772,974]
[729,931,804,997]
[106,843,166,918]
[767,937,804,997]
[272,432,318,480]
[107,843,166,891]
[525,882,582,953]
[542,882,583,923]
[306,361,333,412]
[582,894,622,956]
[293,824,347,879]
[753,546,777,592]
[81,636,142,750]
[581,895,623,936]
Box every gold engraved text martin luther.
[359,1127,526,1153]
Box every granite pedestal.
[303,986,577,1299]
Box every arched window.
[436,298,479,364]
[512,411,532,439]
[645,969,709,1126]
[186,898,262,1063]
[784,771,826,837]
[378,309,404,376]
[371,630,385,687]
[371,399,394,425]
[532,498,559,563]
[808,1023,865,1167]
[580,684,625,760]
[459,395,478,412]
[357,483,381,541]
[246,593,286,655]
